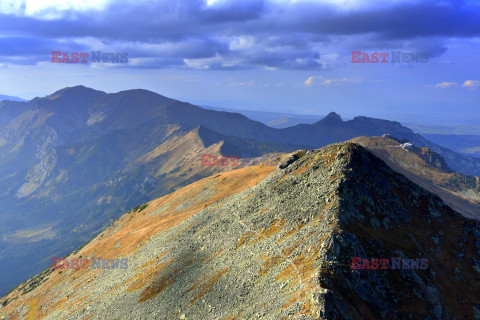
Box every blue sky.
[0,0,479,124]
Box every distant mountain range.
[1,85,479,297]
[2,142,479,319]
[423,133,480,157]
[0,94,25,102]
[202,106,480,158]
[202,105,325,128]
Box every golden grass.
[1,165,276,317]
[189,267,229,305]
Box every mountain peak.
[115,88,169,99]
[323,111,342,122]
[46,85,106,100]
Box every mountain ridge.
[5,85,479,175]
[1,142,479,319]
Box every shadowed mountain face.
[1,143,479,319]
[351,136,480,219]
[1,85,479,297]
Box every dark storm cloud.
[0,36,91,66]
[0,37,88,55]
[1,0,479,69]
[321,1,480,39]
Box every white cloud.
[314,52,340,70]
[304,76,314,87]
[304,75,322,87]
[229,37,255,51]
[323,77,360,85]
[205,0,229,6]
[228,80,255,87]
[462,80,480,89]
[227,80,272,87]
[0,0,23,15]
[435,82,457,88]
[264,66,278,71]
[0,0,110,18]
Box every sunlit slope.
[2,143,480,319]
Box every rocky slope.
[351,136,480,219]
[2,143,479,319]
[0,122,294,297]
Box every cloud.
[432,80,480,89]
[227,80,272,87]
[462,80,480,89]
[228,80,255,87]
[0,0,479,69]
[323,78,360,85]
[0,0,110,18]
[304,76,322,87]
[304,76,314,87]
[435,82,457,88]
